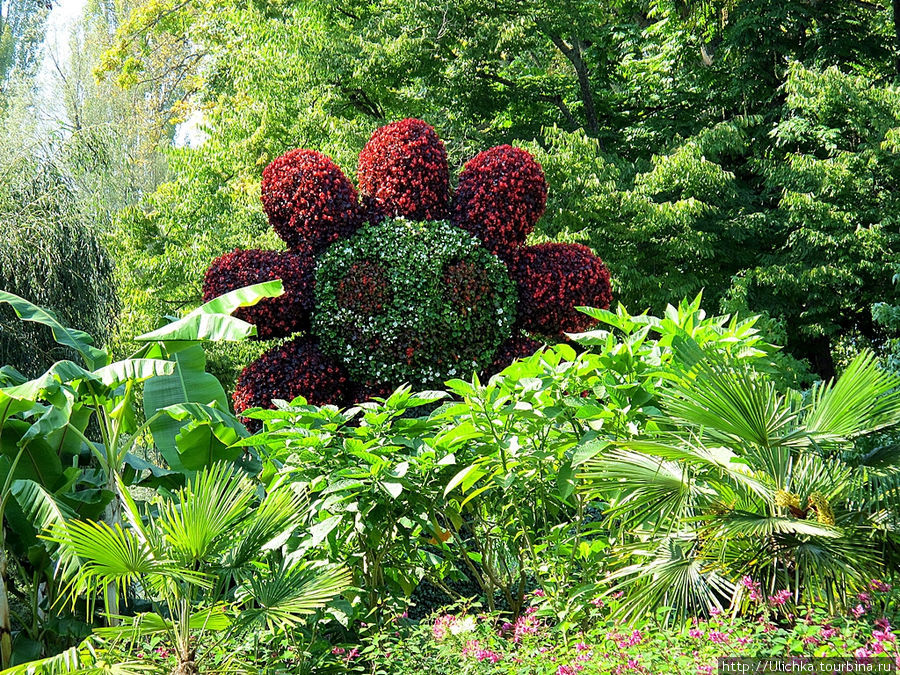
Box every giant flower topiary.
[203,119,613,416]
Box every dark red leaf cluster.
[335,260,391,315]
[506,243,612,337]
[232,338,350,427]
[452,145,547,256]
[357,118,450,221]
[484,334,545,377]
[202,249,315,340]
[443,259,495,317]
[261,149,363,254]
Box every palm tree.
[5,463,351,675]
[581,343,900,624]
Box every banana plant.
[0,281,281,667]
[5,464,351,675]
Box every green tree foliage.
[94,0,900,378]
[0,157,119,377]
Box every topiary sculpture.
[202,119,612,417]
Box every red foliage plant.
[202,249,315,340]
[232,338,350,428]
[261,149,363,254]
[357,118,450,221]
[507,243,612,337]
[452,145,548,257]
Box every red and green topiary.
[204,119,613,414]
[202,249,315,340]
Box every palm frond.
[602,537,734,625]
[223,484,309,571]
[236,561,351,632]
[662,359,801,450]
[581,449,699,530]
[44,520,209,613]
[157,463,255,564]
[805,351,900,444]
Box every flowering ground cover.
[317,581,900,674]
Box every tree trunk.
[103,472,121,625]
[0,547,12,670]
[894,0,900,78]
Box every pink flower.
[870,580,892,593]
[611,591,625,599]
[709,631,730,644]
[873,629,895,643]
[557,667,581,675]
[876,618,892,631]
[432,614,455,640]
[575,642,591,652]
[533,589,546,597]
[689,629,704,639]
[820,626,839,639]
[852,604,868,618]
[591,597,605,608]
[803,636,820,646]
[769,589,792,606]
[710,607,722,616]
[858,591,872,605]
[346,648,359,661]
[475,649,502,663]
[697,666,713,675]
[742,576,764,602]
[461,640,480,658]
[331,647,345,655]
[512,612,542,643]
[855,646,873,663]
[737,636,752,646]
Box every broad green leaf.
[134,280,284,343]
[144,345,230,471]
[0,290,108,369]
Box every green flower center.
[313,218,517,386]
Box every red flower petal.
[202,249,315,340]
[233,338,351,428]
[357,119,450,221]
[507,243,612,337]
[261,149,363,254]
[452,145,547,256]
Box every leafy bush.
[0,162,119,376]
